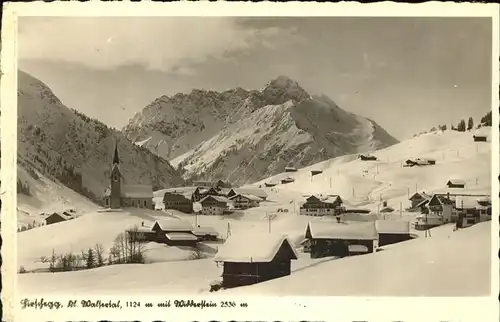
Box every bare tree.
[94,243,105,267]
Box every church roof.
[104,184,153,198]
[113,140,120,165]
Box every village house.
[198,187,220,200]
[214,233,298,288]
[304,220,377,258]
[409,191,431,209]
[200,195,230,216]
[426,194,456,222]
[162,189,195,213]
[455,196,491,228]
[44,212,74,225]
[285,166,298,173]
[193,180,232,189]
[446,179,466,189]
[227,188,268,201]
[264,182,278,187]
[102,142,154,209]
[229,193,262,209]
[299,195,344,216]
[375,220,412,247]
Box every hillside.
[17,126,492,297]
[123,76,399,186]
[17,70,184,203]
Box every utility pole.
[352,187,355,197]
[226,222,231,239]
[415,182,418,193]
[400,202,402,218]
[407,187,410,199]
[329,177,332,188]
[268,212,271,233]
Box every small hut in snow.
[214,233,298,288]
[375,220,412,247]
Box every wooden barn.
[150,219,198,246]
[473,127,490,142]
[44,212,74,225]
[359,154,377,161]
[280,177,295,184]
[446,179,466,189]
[375,220,412,247]
[305,220,378,258]
[285,166,298,173]
[264,182,278,187]
[214,233,298,288]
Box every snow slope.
[223,222,491,296]
[17,209,196,272]
[17,164,98,228]
[17,128,492,296]
[17,70,184,200]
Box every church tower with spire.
[110,140,122,209]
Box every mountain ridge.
[123,76,399,186]
[17,70,185,202]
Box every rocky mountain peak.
[261,75,310,106]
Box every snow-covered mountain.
[17,70,184,203]
[123,76,399,186]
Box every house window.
[114,174,118,181]
[105,198,109,206]
[144,200,147,207]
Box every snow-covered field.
[17,130,493,296]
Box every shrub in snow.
[209,280,224,292]
[18,266,27,274]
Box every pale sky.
[18,17,492,140]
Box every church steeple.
[113,140,120,165]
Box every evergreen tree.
[467,117,474,131]
[86,248,95,269]
[457,119,466,132]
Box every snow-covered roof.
[447,179,466,186]
[45,212,73,221]
[473,126,491,138]
[193,226,219,236]
[455,196,491,210]
[154,219,193,232]
[200,195,230,204]
[163,187,197,199]
[231,188,268,199]
[375,220,410,234]
[214,233,298,263]
[229,193,262,202]
[165,232,198,241]
[104,184,153,198]
[127,225,154,233]
[308,221,378,240]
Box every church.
[102,142,154,209]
